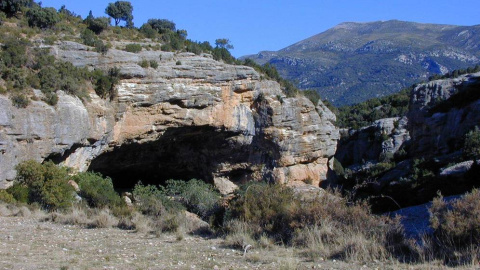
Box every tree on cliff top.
[0,0,34,17]
[105,1,133,27]
[215,38,234,50]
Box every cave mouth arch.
[87,126,277,190]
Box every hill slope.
[243,20,480,106]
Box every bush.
[10,93,30,108]
[0,190,16,204]
[0,0,33,17]
[74,172,122,209]
[86,17,110,35]
[132,182,182,217]
[165,179,221,221]
[138,59,149,68]
[26,7,60,29]
[227,183,299,241]
[80,28,97,47]
[125,43,142,53]
[15,160,74,210]
[7,183,29,203]
[429,190,480,264]
[94,40,108,55]
[91,67,120,99]
[225,183,410,261]
[139,23,156,39]
[149,60,158,69]
[464,126,480,160]
[147,18,176,33]
[1,37,29,68]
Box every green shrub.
[149,60,158,69]
[26,7,60,29]
[7,183,29,203]
[165,179,221,220]
[160,44,172,52]
[15,160,74,210]
[94,40,108,55]
[464,126,480,160]
[147,19,176,33]
[1,38,29,68]
[176,60,181,65]
[74,172,122,208]
[80,28,97,47]
[91,67,120,99]
[138,59,149,68]
[86,16,110,35]
[125,43,142,53]
[15,160,45,186]
[132,182,182,217]
[139,23,157,39]
[43,92,58,106]
[38,174,74,210]
[0,190,16,204]
[10,94,30,108]
[0,0,33,17]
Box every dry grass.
[90,208,119,228]
[427,189,480,265]
[0,209,478,269]
[49,206,91,226]
[223,219,255,250]
[131,212,152,234]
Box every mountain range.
[243,20,480,106]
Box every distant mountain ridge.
[243,20,480,106]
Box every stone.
[0,41,340,190]
[336,116,409,167]
[68,180,80,192]
[184,211,210,234]
[408,72,480,158]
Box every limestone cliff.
[0,41,339,192]
[408,72,480,158]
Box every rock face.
[335,116,409,167]
[408,72,480,158]
[0,41,339,192]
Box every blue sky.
[42,0,479,57]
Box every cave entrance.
[87,126,274,190]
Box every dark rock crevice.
[87,125,279,189]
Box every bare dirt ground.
[0,215,466,270]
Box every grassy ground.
[0,213,468,270]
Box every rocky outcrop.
[0,41,339,191]
[335,116,409,167]
[408,72,480,157]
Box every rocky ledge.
[0,41,339,192]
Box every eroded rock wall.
[408,72,480,157]
[0,41,339,191]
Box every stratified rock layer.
[0,41,339,191]
[408,72,480,157]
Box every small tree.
[26,6,60,29]
[215,38,234,50]
[0,0,33,17]
[85,10,110,34]
[147,18,176,33]
[105,1,133,27]
[464,126,480,161]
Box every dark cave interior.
[86,126,277,189]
